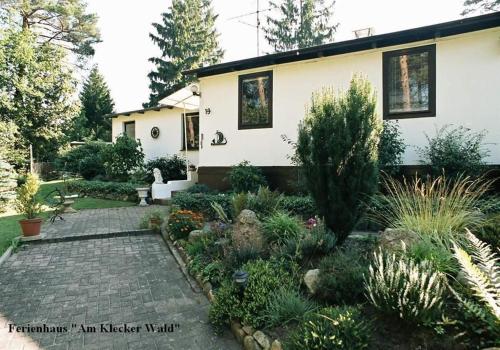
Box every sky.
[85,0,465,111]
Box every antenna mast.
[256,0,260,56]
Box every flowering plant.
[306,217,318,229]
[168,209,204,240]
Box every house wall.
[198,28,500,172]
[111,108,199,166]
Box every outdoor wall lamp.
[190,84,201,96]
[232,270,248,290]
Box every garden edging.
[159,224,283,350]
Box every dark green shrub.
[229,161,267,193]
[143,155,187,183]
[418,125,489,178]
[209,259,295,333]
[262,211,303,245]
[297,78,380,245]
[55,141,109,178]
[263,289,318,328]
[477,213,500,249]
[186,183,215,194]
[285,305,372,350]
[171,192,233,220]
[279,222,336,262]
[316,245,370,304]
[379,120,406,175]
[66,180,140,201]
[279,195,317,219]
[102,134,144,181]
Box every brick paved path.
[41,206,168,240]
[0,234,239,350]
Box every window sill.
[383,111,436,120]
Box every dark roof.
[106,105,174,119]
[185,12,500,78]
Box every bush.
[418,125,489,178]
[171,192,233,221]
[143,155,187,184]
[209,259,295,333]
[379,120,406,175]
[229,161,267,193]
[262,211,303,245]
[296,77,380,245]
[102,134,144,181]
[406,238,458,275]
[364,248,446,326]
[55,141,109,179]
[285,305,372,350]
[316,245,370,304]
[477,213,500,249]
[372,174,492,248]
[167,209,204,240]
[66,180,140,201]
[263,289,318,328]
[279,195,317,219]
[186,183,215,194]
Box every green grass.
[0,179,135,255]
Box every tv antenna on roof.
[227,0,276,56]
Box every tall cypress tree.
[74,65,115,141]
[265,0,337,52]
[145,0,223,107]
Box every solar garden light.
[232,270,248,291]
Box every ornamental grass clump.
[372,174,493,248]
[364,247,446,326]
[167,209,203,240]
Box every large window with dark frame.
[383,44,436,119]
[238,71,273,129]
[182,113,200,150]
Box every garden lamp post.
[232,270,248,296]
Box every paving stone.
[0,234,239,349]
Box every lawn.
[0,179,135,255]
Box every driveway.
[0,234,239,350]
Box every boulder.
[232,210,265,252]
[188,229,208,243]
[378,228,417,251]
[271,340,283,350]
[253,331,271,350]
[244,335,261,350]
[304,269,320,294]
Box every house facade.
[185,12,500,190]
[110,105,200,167]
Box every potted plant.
[15,173,43,237]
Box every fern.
[452,230,500,321]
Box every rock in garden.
[243,335,261,350]
[378,228,417,251]
[232,210,264,252]
[270,340,283,350]
[188,229,208,242]
[304,269,320,294]
[253,331,271,350]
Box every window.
[238,71,273,129]
[383,44,436,119]
[124,121,135,139]
[182,113,199,150]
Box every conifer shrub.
[229,161,267,193]
[296,77,380,244]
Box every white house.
[111,12,500,191]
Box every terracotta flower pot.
[150,218,161,226]
[19,218,43,237]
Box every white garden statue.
[153,168,163,184]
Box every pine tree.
[75,66,115,141]
[462,0,499,15]
[145,0,223,107]
[265,0,337,52]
